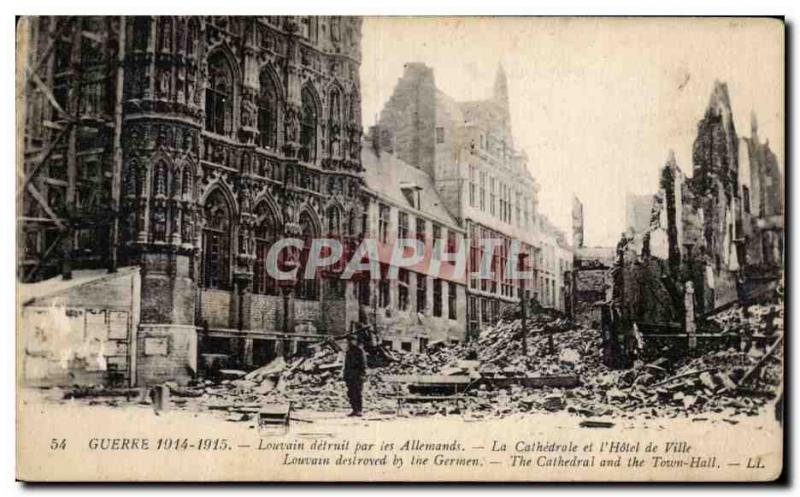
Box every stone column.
[685,281,697,351]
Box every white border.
[3,1,796,494]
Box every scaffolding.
[17,16,126,282]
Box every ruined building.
[19,16,365,385]
[376,63,543,337]
[569,195,614,326]
[614,81,784,328]
[738,113,784,273]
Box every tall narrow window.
[416,273,427,313]
[398,212,409,240]
[469,165,476,207]
[345,208,359,239]
[415,218,426,244]
[300,86,318,163]
[203,190,232,289]
[447,231,458,254]
[378,264,390,308]
[296,212,319,300]
[479,172,486,211]
[524,195,530,227]
[433,279,442,317]
[258,69,279,149]
[398,269,409,311]
[151,161,169,243]
[432,224,442,259]
[378,203,390,243]
[490,177,496,216]
[254,203,279,295]
[205,53,233,135]
[328,88,342,156]
[326,205,341,236]
[448,282,457,319]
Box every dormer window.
[400,182,422,210]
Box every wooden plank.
[651,367,717,388]
[381,374,472,385]
[25,183,65,230]
[738,335,783,387]
[397,395,461,402]
[18,122,72,198]
[20,17,74,91]
[637,321,683,332]
[639,333,727,338]
[483,375,580,389]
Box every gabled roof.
[361,143,461,229]
[19,266,139,306]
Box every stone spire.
[493,63,512,146]
[493,63,509,109]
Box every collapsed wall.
[613,81,763,327]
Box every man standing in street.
[343,334,367,417]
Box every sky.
[359,17,784,247]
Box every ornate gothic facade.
[21,16,365,383]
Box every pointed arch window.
[205,53,234,136]
[153,161,168,197]
[326,205,341,237]
[202,190,232,289]
[296,211,319,300]
[329,88,342,156]
[181,166,192,199]
[345,208,360,238]
[258,69,279,149]
[253,203,279,296]
[300,87,317,163]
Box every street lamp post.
[518,253,529,356]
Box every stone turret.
[493,63,512,148]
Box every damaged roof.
[19,266,139,306]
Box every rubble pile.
[52,301,781,423]
[475,315,599,376]
[562,301,784,420]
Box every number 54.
[50,439,66,450]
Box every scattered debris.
[580,420,614,428]
[49,299,781,422]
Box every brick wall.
[295,298,322,329]
[245,293,283,332]
[139,253,195,326]
[199,289,231,328]
[136,324,197,386]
